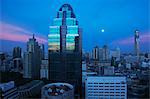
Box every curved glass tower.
[48,4,82,98]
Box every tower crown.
[57,4,76,18]
[49,4,81,52]
[59,4,73,12]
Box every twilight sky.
[0,0,150,53]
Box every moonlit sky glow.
[0,0,149,52]
[101,29,105,33]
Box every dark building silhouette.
[23,35,41,79]
[40,44,45,59]
[13,47,22,72]
[48,4,82,98]
[134,30,140,57]
[13,47,21,59]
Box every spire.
[33,34,35,39]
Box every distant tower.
[40,44,45,59]
[103,45,109,60]
[92,46,99,61]
[13,47,22,72]
[116,47,120,60]
[134,30,140,57]
[13,47,21,59]
[23,34,41,79]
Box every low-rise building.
[18,80,44,98]
[0,81,19,99]
[85,76,127,99]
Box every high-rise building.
[92,46,99,61]
[48,4,82,98]
[103,45,109,61]
[134,30,140,57]
[23,35,41,79]
[85,76,127,99]
[13,47,21,59]
[13,58,22,72]
[12,47,23,72]
[40,44,45,59]
[99,48,103,61]
[110,47,120,60]
[40,59,49,79]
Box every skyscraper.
[23,35,41,79]
[103,45,109,60]
[48,4,82,98]
[134,30,140,57]
[92,46,99,61]
[40,44,45,59]
[13,47,22,72]
[13,47,21,59]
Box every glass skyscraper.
[48,4,82,98]
[48,4,81,52]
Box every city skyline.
[1,0,149,52]
[0,2,149,99]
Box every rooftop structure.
[42,83,74,99]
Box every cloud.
[112,33,150,45]
[0,22,48,44]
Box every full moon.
[101,29,105,33]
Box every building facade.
[0,81,19,99]
[40,59,49,79]
[23,35,41,79]
[12,47,22,72]
[92,46,99,61]
[48,4,82,97]
[13,47,21,59]
[18,80,44,98]
[85,76,127,99]
[110,47,120,60]
[102,45,110,61]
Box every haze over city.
[1,0,149,53]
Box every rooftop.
[43,83,73,96]
[19,80,42,90]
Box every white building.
[85,76,127,99]
[40,59,49,79]
[41,83,74,99]
[110,47,120,60]
[0,81,19,99]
